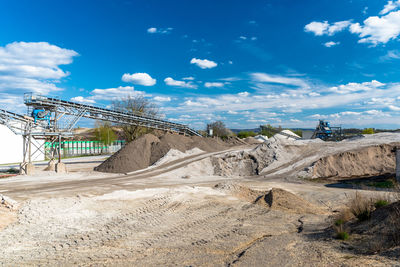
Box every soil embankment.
[305,144,397,179]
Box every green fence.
[45,140,125,158]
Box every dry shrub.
[389,203,400,246]
[347,192,375,221]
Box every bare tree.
[112,95,159,142]
[207,121,233,137]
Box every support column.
[55,134,66,173]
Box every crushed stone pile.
[302,144,397,179]
[95,133,232,173]
[212,138,295,176]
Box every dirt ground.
[0,134,399,266]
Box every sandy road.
[0,147,246,201]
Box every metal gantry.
[23,93,201,136]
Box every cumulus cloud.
[324,41,340,47]
[147,27,157,33]
[164,77,197,89]
[122,73,156,86]
[153,96,171,102]
[304,20,351,36]
[329,80,385,94]
[0,41,78,95]
[190,58,217,69]
[350,10,400,45]
[380,0,400,15]
[306,3,400,45]
[204,82,224,88]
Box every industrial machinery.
[31,107,51,125]
[311,120,343,141]
[0,93,201,174]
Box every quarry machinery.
[0,93,201,174]
[311,120,343,141]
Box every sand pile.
[153,148,204,166]
[214,183,324,214]
[214,183,267,202]
[255,188,325,214]
[95,133,232,173]
[302,144,397,179]
[94,134,160,173]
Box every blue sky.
[1,0,400,129]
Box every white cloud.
[0,41,78,94]
[91,86,145,100]
[329,80,384,94]
[381,50,400,60]
[204,82,224,88]
[122,73,156,86]
[71,96,96,104]
[250,72,309,88]
[304,20,351,36]
[190,58,217,69]
[304,21,329,36]
[251,37,257,41]
[324,41,340,47]
[154,96,171,102]
[164,77,197,89]
[147,27,173,34]
[227,110,238,114]
[238,91,250,97]
[380,0,400,15]
[389,105,400,111]
[350,10,400,45]
[182,76,195,80]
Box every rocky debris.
[212,139,290,176]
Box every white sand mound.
[281,129,300,138]
[254,135,268,142]
[153,147,204,166]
